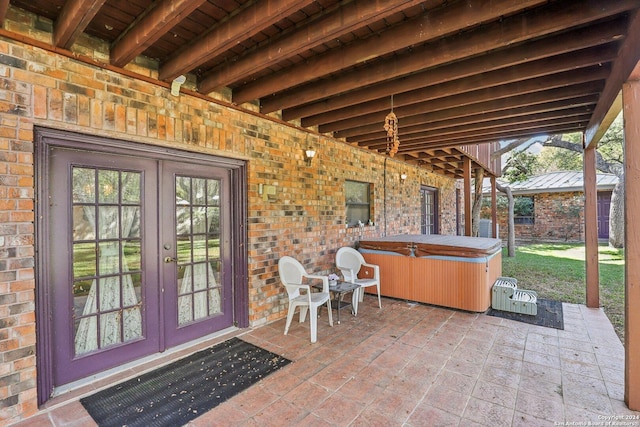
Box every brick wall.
[0,11,459,424]
[486,192,586,242]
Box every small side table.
[325,281,359,324]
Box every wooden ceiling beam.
[53,0,106,49]
[425,151,457,161]
[427,160,466,169]
[409,116,587,145]
[319,67,608,133]
[430,166,464,177]
[362,114,592,150]
[258,0,635,112]
[0,0,10,26]
[422,158,462,170]
[586,8,640,147]
[426,167,458,178]
[420,156,465,167]
[300,44,617,126]
[427,148,453,156]
[368,123,585,155]
[347,99,596,143]
[423,158,460,166]
[352,106,593,144]
[430,154,463,162]
[420,158,465,173]
[158,0,315,82]
[110,0,207,68]
[334,92,599,139]
[233,0,548,104]
[198,0,430,94]
[388,124,583,154]
[278,21,624,119]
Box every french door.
[160,161,233,347]
[39,132,245,395]
[420,186,439,235]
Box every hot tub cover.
[358,234,502,258]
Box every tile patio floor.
[14,296,640,427]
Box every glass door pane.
[161,160,233,348]
[72,167,143,355]
[175,176,223,325]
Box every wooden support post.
[491,176,498,238]
[583,141,599,308]
[624,77,640,411]
[463,158,472,236]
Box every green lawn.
[501,243,625,341]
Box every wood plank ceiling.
[3,0,640,177]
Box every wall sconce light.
[400,172,407,183]
[304,147,316,166]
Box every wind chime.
[384,95,399,157]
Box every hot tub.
[358,234,502,312]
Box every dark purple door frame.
[35,127,248,405]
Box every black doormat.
[80,337,291,427]
[486,298,564,330]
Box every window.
[489,195,535,224]
[345,180,371,227]
[514,196,534,224]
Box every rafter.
[334,94,599,139]
[363,114,592,150]
[53,0,106,49]
[159,0,316,82]
[252,0,636,110]
[353,107,593,146]
[347,99,596,143]
[388,124,584,154]
[586,8,640,147]
[198,0,429,94]
[0,0,9,26]
[417,155,465,168]
[232,0,548,104]
[271,20,625,117]
[318,67,609,133]
[110,0,207,67]
[300,44,618,126]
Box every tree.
[495,182,515,257]
[480,144,543,256]
[536,146,582,172]
[471,168,484,237]
[501,150,540,182]
[473,141,541,244]
[486,113,624,248]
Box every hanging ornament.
[384,96,399,157]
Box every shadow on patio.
[16,295,640,426]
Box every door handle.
[164,256,177,263]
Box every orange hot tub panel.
[358,234,503,312]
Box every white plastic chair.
[336,247,382,315]
[278,256,333,343]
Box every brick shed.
[482,171,619,242]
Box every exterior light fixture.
[171,75,186,96]
[304,147,316,166]
[400,172,407,183]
